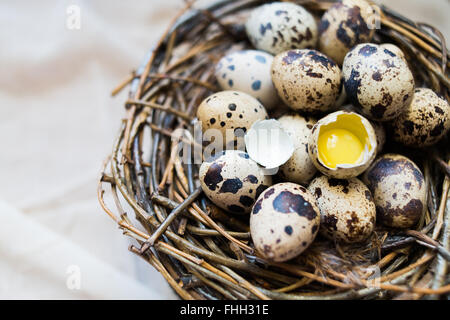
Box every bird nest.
[98,0,450,300]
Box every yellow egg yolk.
[318,129,364,168]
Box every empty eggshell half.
[308,111,377,179]
[245,119,295,170]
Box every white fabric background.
[0,0,448,299]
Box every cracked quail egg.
[391,88,450,147]
[199,150,272,214]
[308,111,377,179]
[318,0,377,65]
[343,43,415,121]
[197,91,268,149]
[362,154,426,229]
[215,50,279,109]
[278,114,317,185]
[341,104,386,154]
[250,182,320,262]
[271,49,341,113]
[308,175,376,243]
[245,2,318,55]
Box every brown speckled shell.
[196,91,268,149]
[199,150,272,214]
[278,114,317,185]
[362,154,426,228]
[271,49,341,113]
[391,88,450,147]
[343,43,415,121]
[308,175,376,243]
[318,0,376,65]
[245,2,318,55]
[250,182,320,262]
[308,111,378,179]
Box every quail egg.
[215,50,279,109]
[278,114,317,185]
[308,175,376,243]
[362,154,426,228]
[250,183,320,262]
[308,111,377,179]
[318,0,377,65]
[199,150,272,214]
[245,2,318,55]
[197,91,268,149]
[343,43,415,121]
[271,49,341,113]
[391,88,450,147]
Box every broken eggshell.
[308,111,377,179]
[244,119,295,171]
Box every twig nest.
[390,88,450,147]
[343,43,415,121]
[250,183,320,262]
[362,154,426,229]
[318,0,377,65]
[308,111,377,179]
[215,50,279,109]
[278,114,317,185]
[196,91,268,149]
[199,150,272,214]
[271,49,341,113]
[245,2,318,55]
[308,175,376,243]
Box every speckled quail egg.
[318,0,377,66]
[308,111,377,179]
[215,50,278,109]
[278,114,317,185]
[391,88,450,147]
[308,175,376,243]
[362,154,426,228]
[245,2,318,55]
[250,183,320,262]
[197,91,268,149]
[271,49,341,113]
[199,150,272,214]
[343,43,415,121]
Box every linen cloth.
[0,0,448,299]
